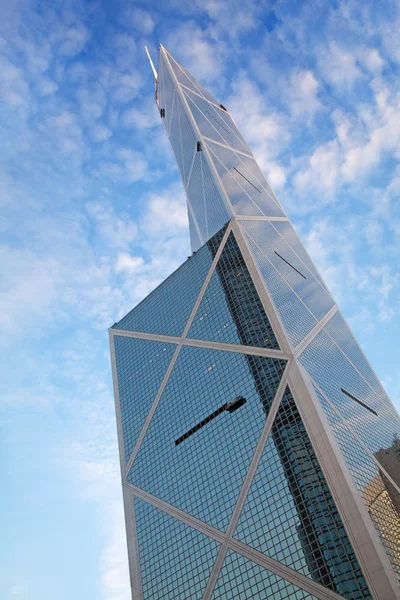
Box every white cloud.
[360,47,384,74]
[293,140,340,198]
[112,72,143,103]
[196,0,261,38]
[115,253,145,273]
[141,188,188,236]
[121,101,160,130]
[0,56,30,109]
[101,512,131,600]
[228,74,288,186]
[77,85,106,119]
[287,70,322,116]
[56,25,90,57]
[165,22,224,82]
[265,162,287,188]
[91,124,112,142]
[37,78,58,96]
[43,110,85,158]
[318,42,362,86]
[0,245,62,332]
[129,8,155,35]
[85,201,138,249]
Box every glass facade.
[113,335,177,464]
[128,344,286,531]
[110,44,400,600]
[134,498,220,599]
[235,387,371,599]
[212,550,319,600]
[188,231,280,349]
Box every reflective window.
[114,336,177,464]
[114,228,221,336]
[128,345,286,531]
[314,386,400,580]
[242,226,318,347]
[242,220,335,323]
[134,498,220,599]
[164,47,221,106]
[157,53,176,134]
[272,220,329,291]
[183,87,251,155]
[212,549,318,600]
[185,145,231,251]
[206,139,285,218]
[189,231,280,349]
[235,387,371,599]
[324,311,395,396]
[168,92,197,189]
[298,329,400,455]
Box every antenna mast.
[144,46,159,106]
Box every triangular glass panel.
[182,87,251,156]
[235,386,372,599]
[115,227,224,336]
[188,207,203,252]
[128,345,286,531]
[211,549,319,600]
[313,384,400,580]
[163,47,221,106]
[134,498,220,600]
[206,139,286,218]
[186,151,208,240]
[273,220,329,291]
[298,328,400,455]
[113,335,177,464]
[242,225,318,347]
[168,92,197,188]
[324,310,390,394]
[158,52,176,132]
[242,220,335,322]
[186,149,231,248]
[189,231,280,350]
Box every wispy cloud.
[1,1,400,598]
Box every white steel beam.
[110,328,289,360]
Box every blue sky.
[1,0,399,598]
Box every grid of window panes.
[167,88,197,189]
[113,335,177,464]
[163,46,222,107]
[128,345,286,531]
[114,225,225,336]
[324,311,400,420]
[134,498,220,600]
[298,329,400,455]
[242,220,335,321]
[189,231,280,349]
[235,387,371,599]
[185,149,231,248]
[205,139,285,218]
[211,549,319,600]
[313,385,400,580]
[163,47,253,155]
[182,86,253,156]
[270,220,330,292]
[242,227,318,347]
[159,50,231,252]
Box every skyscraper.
[109,45,400,600]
